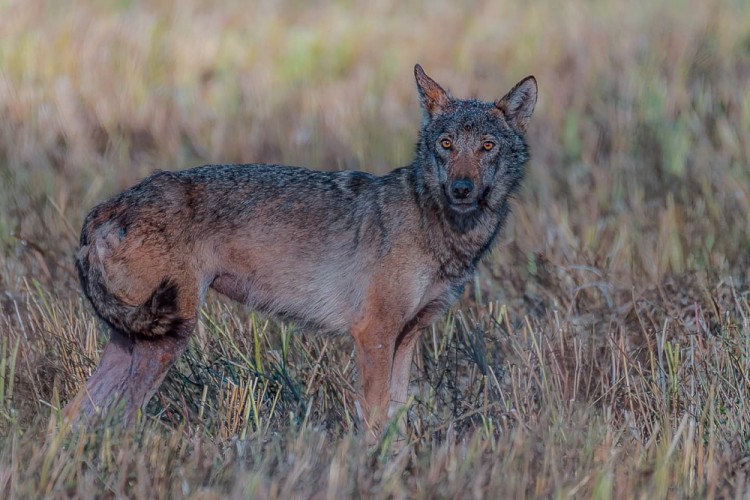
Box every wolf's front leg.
[387,325,420,437]
[351,322,397,445]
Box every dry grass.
[1,0,750,497]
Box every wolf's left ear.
[495,76,537,133]
[414,64,453,121]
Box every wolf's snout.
[450,179,475,201]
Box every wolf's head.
[413,64,537,232]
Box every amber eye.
[440,139,452,149]
[483,141,495,151]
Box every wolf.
[64,65,537,442]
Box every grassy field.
[1,0,750,497]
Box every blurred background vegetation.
[1,0,750,497]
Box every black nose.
[451,179,474,200]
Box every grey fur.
[68,65,537,439]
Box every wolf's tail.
[76,217,184,339]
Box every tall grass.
[1,0,749,497]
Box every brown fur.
[65,65,537,443]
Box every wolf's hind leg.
[65,319,195,425]
[124,319,195,421]
[64,327,135,422]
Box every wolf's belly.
[209,262,365,333]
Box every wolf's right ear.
[414,64,453,121]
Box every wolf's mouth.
[449,200,478,213]
[443,182,486,215]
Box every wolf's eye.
[483,141,495,151]
[440,139,452,149]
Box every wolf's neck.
[400,164,507,282]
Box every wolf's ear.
[414,64,453,121]
[495,76,537,133]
